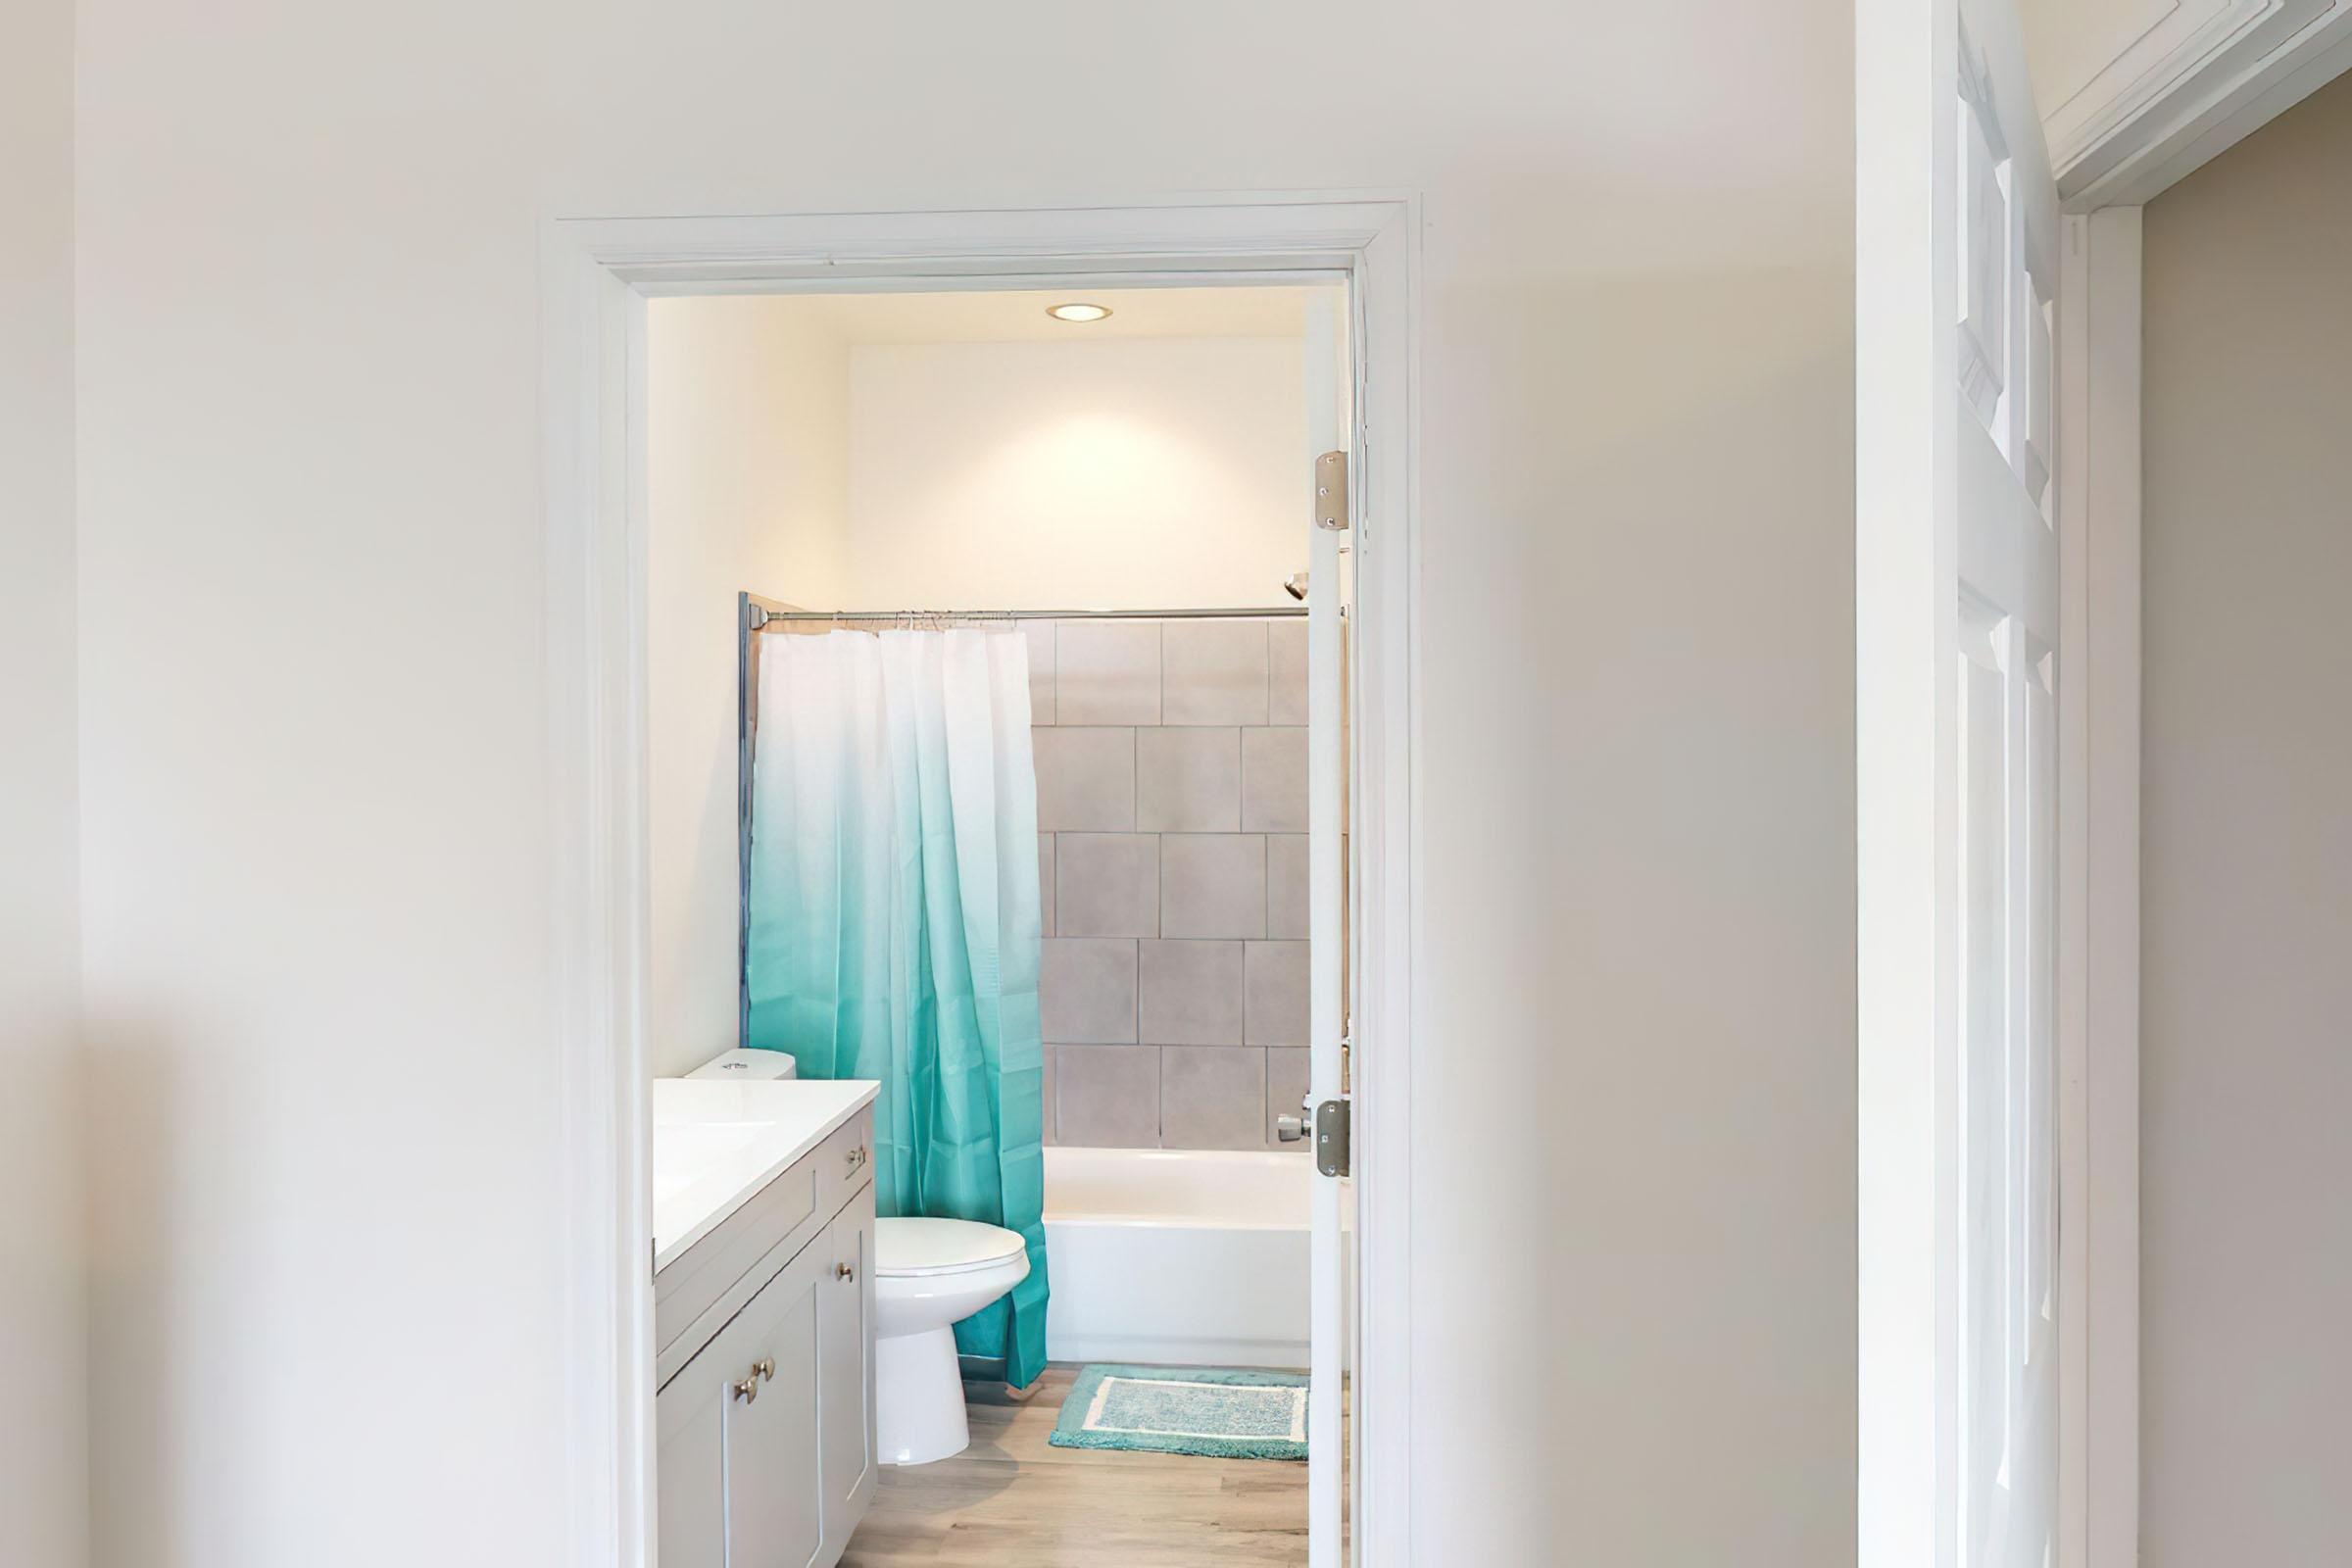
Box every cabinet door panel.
[818,1184,877,1559]
[659,1238,828,1568]
[656,1344,728,1568]
[725,1243,826,1567]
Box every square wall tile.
[1055,622,1160,725]
[1160,833,1265,940]
[1055,833,1159,939]
[1135,727,1240,832]
[1265,1048,1311,1149]
[1161,620,1268,726]
[1033,727,1134,831]
[1019,620,1056,724]
[1268,620,1309,725]
[1043,1046,1059,1146]
[1161,1047,1269,1151]
[1039,834,1055,937]
[1055,1046,1160,1148]
[1245,939,1309,1046]
[1266,833,1309,939]
[1138,939,1245,1045]
[1041,938,1137,1043]
[1241,726,1308,832]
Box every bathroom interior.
[642,279,1354,1566]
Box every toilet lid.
[875,1217,1028,1278]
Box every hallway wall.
[2140,69,2352,1567]
[0,0,89,1559]
[70,2,1856,1561]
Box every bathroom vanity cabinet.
[656,1103,876,1568]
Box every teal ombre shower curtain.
[744,627,1049,1388]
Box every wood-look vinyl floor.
[840,1367,1314,1567]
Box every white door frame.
[2052,203,2142,1568]
[538,194,1422,1568]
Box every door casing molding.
[2054,204,2143,1568]
[2048,0,2352,210]
[538,194,1422,1567]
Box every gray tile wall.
[1028,616,1316,1152]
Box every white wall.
[0,0,89,1560]
[845,336,1306,609]
[71,4,1855,1563]
[2139,72,2352,1567]
[645,299,850,1079]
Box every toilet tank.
[679,1047,798,1080]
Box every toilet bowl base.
[875,1325,969,1466]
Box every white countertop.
[652,1077,879,1273]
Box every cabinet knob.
[754,1357,775,1383]
[732,1375,760,1404]
[835,1261,856,1283]
[846,1145,867,1170]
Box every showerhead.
[1283,572,1308,602]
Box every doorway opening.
[542,200,1416,1568]
[644,279,1350,1562]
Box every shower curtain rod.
[747,603,1309,629]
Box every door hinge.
[1314,450,1349,530]
[1314,1098,1351,1178]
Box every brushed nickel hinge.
[1314,1098,1351,1178]
[1314,450,1349,531]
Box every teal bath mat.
[1047,1363,1308,1460]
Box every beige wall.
[72,2,1856,1560]
[0,0,88,1560]
[645,299,851,1078]
[845,335,1307,610]
[2141,70,2352,1566]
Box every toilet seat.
[875,1216,1026,1279]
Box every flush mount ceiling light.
[1046,302,1112,323]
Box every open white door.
[1859,0,2060,1563]
[1303,289,1350,1568]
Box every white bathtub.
[1042,1147,1349,1369]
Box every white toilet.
[872,1216,1032,1466]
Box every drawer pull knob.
[836,1262,856,1283]
[754,1357,775,1383]
[846,1145,868,1170]
[732,1375,760,1404]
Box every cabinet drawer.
[657,1162,819,1382]
[656,1106,877,1388]
[814,1106,876,1219]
